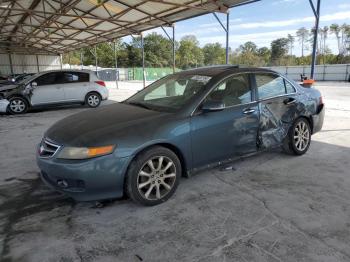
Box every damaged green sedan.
[37,66,325,206]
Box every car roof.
[177,65,277,77]
[37,69,93,74]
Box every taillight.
[95,81,105,87]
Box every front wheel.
[8,97,28,114]
[126,146,181,206]
[283,118,311,155]
[85,92,101,108]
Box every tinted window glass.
[206,74,251,107]
[35,73,58,86]
[62,72,89,83]
[256,74,287,99]
[285,80,296,94]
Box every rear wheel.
[85,92,101,108]
[8,97,28,114]
[283,118,311,155]
[126,146,181,206]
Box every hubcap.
[10,99,25,113]
[294,121,310,151]
[88,95,100,106]
[137,156,176,201]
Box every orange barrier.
[300,79,315,87]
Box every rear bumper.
[37,152,131,201]
[312,104,325,134]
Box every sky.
[126,0,350,57]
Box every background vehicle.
[0,70,108,114]
[0,73,35,86]
[37,66,324,206]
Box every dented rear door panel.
[258,93,301,149]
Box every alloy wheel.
[87,94,100,107]
[294,121,310,151]
[137,156,177,201]
[9,99,26,113]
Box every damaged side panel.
[257,91,318,149]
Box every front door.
[30,72,65,105]
[190,73,259,169]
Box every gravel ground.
[0,81,350,262]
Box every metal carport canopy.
[0,0,257,55]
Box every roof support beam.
[309,0,321,79]
[213,12,230,64]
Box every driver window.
[35,73,57,86]
[205,74,251,107]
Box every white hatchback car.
[0,70,109,114]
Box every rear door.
[254,73,299,148]
[190,73,260,169]
[61,71,89,101]
[30,72,65,105]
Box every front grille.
[39,139,60,158]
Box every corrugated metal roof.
[0,0,257,54]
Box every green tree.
[144,33,173,67]
[202,43,225,65]
[257,47,271,65]
[238,41,257,54]
[176,35,204,69]
[330,23,341,55]
[270,38,289,65]
[296,27,309,57]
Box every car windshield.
[125,73,212,112]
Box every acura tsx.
[37,66,324,206]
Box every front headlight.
[57,145,115,159]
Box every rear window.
[62,72,89,83]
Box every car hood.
[46,102,170,147]
[0,84,18,91]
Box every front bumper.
[312,104,325,134]
[37,151,131,201]
[0,99,9,113]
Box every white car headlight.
[57,145,115,159]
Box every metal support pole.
[36,54,40,73]
[60,54,63,70]
[80,50,83,70]
[114,40,119,89]
[141,33,145,88]
[309,0,321,80]
[95,45,98,72]
[172,24,175,73]
[8,53,13,75]
[213,12,229,64]
[161,25,176,73]
[226,12,229,64]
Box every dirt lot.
[1,82,350,262]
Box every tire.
[8,96,28,114]
[85,92,101,108]
[126,146,181,206]
[283,118,311,155]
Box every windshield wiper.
[126,101,152,110]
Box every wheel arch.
[128,142,188,178]
[298,115,314,133]
[85,90,102,99]
[7,93,30,104]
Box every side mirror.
[31,82,38,88]
[201,100,225,113]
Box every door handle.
[243,108,255,114]
[284,97,296,105]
